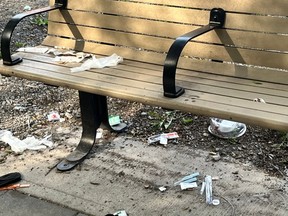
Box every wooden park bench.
[1,0,288,170]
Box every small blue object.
[174,172,200,186]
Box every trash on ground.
[96,128,103,139]
[70,53,123,73]
[17,47,49,54]
[200,181,206,195]
[201,175,220,206]
[113,210,128,216]
[47,111,61,122]
[148,132,179,146]
[0,130,53,153]
[159,186,167,192]
[174,172,199,186]
[212,199,220,206]
[180,182,198,190]
[0,183,30,191]
[205,175,213,204]
[23,5,32,11]
[109,115,121,126]
[208,118,246,139]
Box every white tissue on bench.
[70,53,123,73]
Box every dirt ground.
[0,1,288,215]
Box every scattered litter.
[200,181,206,195]
[253,98,266,103]
[112,210,128,216]
[17,47,49,54]
[23,5,31,11]
[148,132,179,146]
[0,183,30,191]
[201,175,220,206]
[96,128,103,139]
[71,54,123,73]
[212,176,220,181]
[208,118,246,139]
[159,186,167,192]
[205,175,213,204]
[0,130,53,153]
[180,182,198,190]
[212,199,220,206]
[47,111,61,122]
[174,172,199,186]
[109,115,121,126]
[53,52,89,63]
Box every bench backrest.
[44,0,288,84]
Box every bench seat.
[1,49,288,131]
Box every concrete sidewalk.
[0,190,88,216]
[0,134,287,216]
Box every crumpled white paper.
[70,53,123,73]
[0,130,53,153]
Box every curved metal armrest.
[1,0,67,66]
[163,8,226,98]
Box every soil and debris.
[0,0,287,178]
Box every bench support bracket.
[1,0,67,66]
[57,91,126,171]
[163,8,226,98]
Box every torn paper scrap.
[70,53,123,73]
[17,47,49,54]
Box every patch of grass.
[31,15,48,26]
[15,42,26,48]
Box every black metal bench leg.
[57,91,103,171]
[57,92,127,171]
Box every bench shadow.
[60,10,85,51]
[215,29,249,77]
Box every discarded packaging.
[70,53,123,73]
[47,111,61,122]
[113,211,128,216]
[23,5,32,11]
[174,172,199,186]
[205,175,213,204]
[208,118,246,139]
[0,130,53,153]
[96,128,103,139]
[148,132,179,146]
[159,186,167,192]
[180,182,198,190]
[109,115,121,126]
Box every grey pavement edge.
[0,190,89,216]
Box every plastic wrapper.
[0,130,53,153]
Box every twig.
[218,195,235,216]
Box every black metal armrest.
[1,0,67,66]
[163,8,226,98]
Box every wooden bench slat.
[43,36,288,85]
[46,22,288,70]
[126,0,288,16]
[49,11,288,52]
[53,0,288,34]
